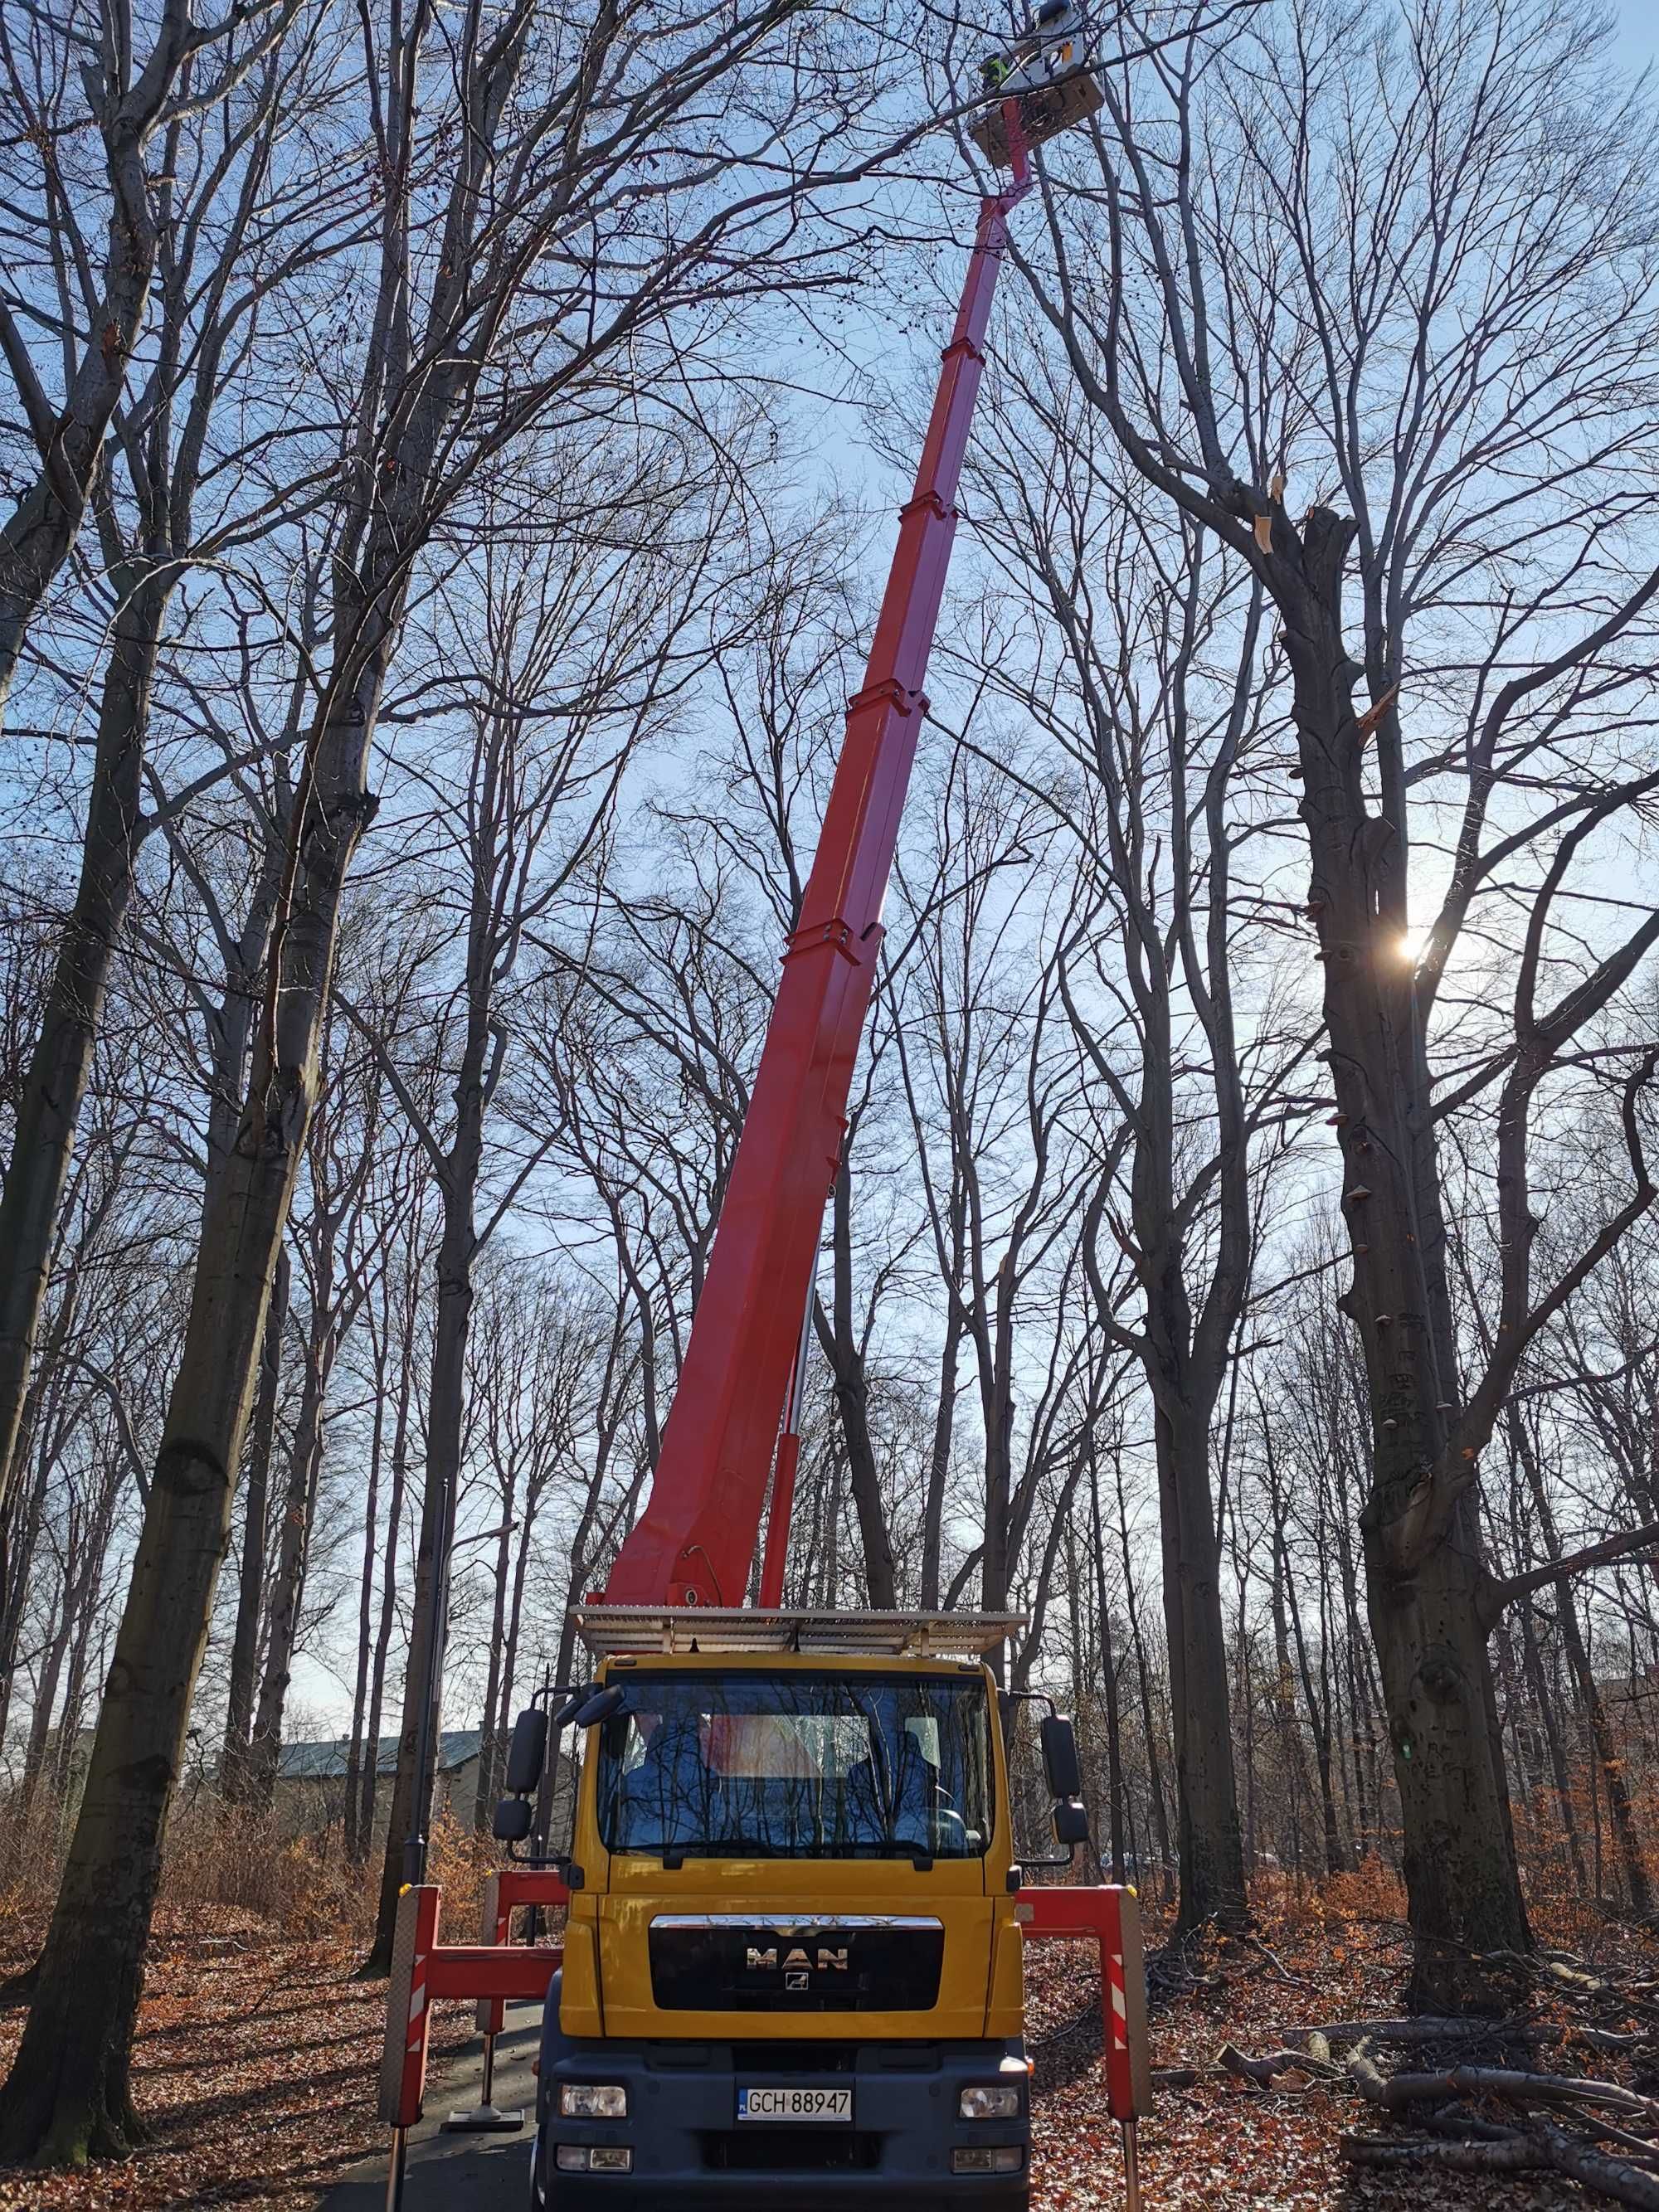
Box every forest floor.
[0,1873,1654,2209]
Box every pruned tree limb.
[1479,1523,1659,1632]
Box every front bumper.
[539,2038,1029,2211]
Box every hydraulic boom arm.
[605,119,1034,1609]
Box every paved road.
[324,2004,542,2212]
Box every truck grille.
[648,1916,944,2014]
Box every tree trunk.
[0,570,165,1512]
[1287,1551,1350,1876]
[816,1164,897,1610]
[974,1277,1018,1676]
[17,1597,71,1831]
[366,1245,461,1969]
[1087,1446,1127,1880]
[1159,1400,1248,1928]
[345,1303,389,1864]
[0,1146,294,2159]
[1117,1457,1174,1896]
[0,589,387,2158]
[221,1247,287,1801]
[1556,1591,1649,1915]
[245,1318,330,1811]
[1284,523,1529,2006]
[0,1444,51,1754]
[246,1190,347,1816]
[357,1331,415,1862]
[368,1117,481,1966]
[474,1509,514,1830]
[51,1573,101,1807]
[920,1300,962,1612]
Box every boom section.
[606,143,1032,1608]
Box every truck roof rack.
[574,1607,1029,1659]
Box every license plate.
[737,2088,853,2123]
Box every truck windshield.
[596,1672,993,1861]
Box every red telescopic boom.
[605,115,1032,1610]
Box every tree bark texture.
[815,1162,898,1611]
[0,566,392,2155]
[0,570,166,1514]
[0,51,173,724]
[1157,1400,1248,1928]
[1282,514,1530,2006]
[221,1246,287,1802]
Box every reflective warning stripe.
[378,1885,440,2128]
[1018,1884,1151,2122]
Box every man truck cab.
[506,1609,1087,2211]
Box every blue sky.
[1617,0,1657,70]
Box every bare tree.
[0,0,914,2153]
[0,0,300,716]
[0,8,358,1531]
[358,486,737,1965]
[1015,0,1659,2002]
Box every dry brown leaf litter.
[0,1882,1652,2209]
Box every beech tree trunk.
[1158,1401,1247,1928]
[0,569,165,1512]
[1282,517,1529,2007]
[919,1300,962,1611]
[355,1331,415,1862]
[367,932,491,1960]
[246,1300,333,1810]
[367,1194,471,1971]
[815,1162,897,1610]
[0,520,394,2157]
[221,1247,287,1801]
[474,1509,515,1830]
[344,1301,392,1862]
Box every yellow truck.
[508,1607,1097,2211]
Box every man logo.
[743,1941,850,1976]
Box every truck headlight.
[960,2085,1022,2120]
[561,2084,628,2118]
[557,2146,634,2172]
[952,2146,1024,2172]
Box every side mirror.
[1040,1714,1082,1801]
[571,1685,625,1729]
[493,1796,534,1844]
[504,1707,550,1796]
[1053,1799,1089,1849]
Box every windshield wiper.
[815,1840,936,1870]
[659,1838,786,1869]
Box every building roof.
[277,1729,483,1783]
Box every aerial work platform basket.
[968,0,1103,167]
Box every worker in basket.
[979,0,1087,101]
[970,0,1102,165]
